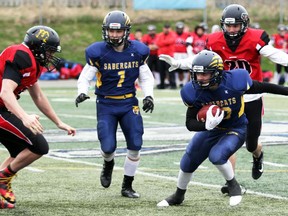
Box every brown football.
[196,105,221,122]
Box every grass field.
[1,80,288,216]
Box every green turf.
[1,86,288,215]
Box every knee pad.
[127,150,140,161]
[100,150,115,161]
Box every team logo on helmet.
[210,55,224,71]
[35,29,50,43]
[241,13,249,22]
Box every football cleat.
[227,178,242,206]
[157,188,186,207]
[221,183,246,195]
[121,188,140,198]
[0,172,16,204]
[0,197,15,209]
[157,193,184,207]
[252,151,264,180]
[100,159,114,188]
[121,175,140,198]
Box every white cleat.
[229,195,242,206]
[157,200,170,207]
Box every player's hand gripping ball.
[196,105,222,122]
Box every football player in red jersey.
[0,26,76,209]
[158,3,288,194]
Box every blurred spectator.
[270,24,288,85]
[173,21,190,88]
[156,23,176,89]
[211,24,221,33]
[142,25,159,86]
[186,23,207,56]
[250,22,261,29]
[129,28,143,42]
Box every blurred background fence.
[0,0,286,25]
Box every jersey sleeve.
[228,69,253,92]
[3,50,32,85]
[256,30,270,52]
[134,41,150,66]
[85,42,102,68]
[180,83,195,107]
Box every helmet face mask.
[102,11,131,47]
[23,25,61,71]
[191,50,223,89]
[220,4,250,40]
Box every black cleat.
[157,188,186,207]
[252,151,264,180]
[221,182,246,195]
[121,188,140,198]
[121,175,140,198]
[227,178,242,206]
[100,159,114,188]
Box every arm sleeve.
[138,64,154,98]
[77,63,98,95]
[3,61,22,85]
[260,45,288,66]
[246,80,288,95]
[185,107,206,131]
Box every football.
[196,105,221,122]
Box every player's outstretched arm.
[28,83,76,136]
[159,54,194,72]
[246,81,288,95]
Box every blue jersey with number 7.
[85,40,149,96]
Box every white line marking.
[1,148,287,200]
[264,162,288,167]
[43,154,288,201]
[24,167,45,172]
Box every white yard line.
[0,148,287,201]
[264,162,288,167]
[43,154,288,201]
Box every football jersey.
[181,69,253,128]
[206,28,269,82]
[142,33,158,56]
[174,32,190,53]
[85,40,149,96]
[272,33,286,49]
[0,43,42,108]
[190,32,207,54]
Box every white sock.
[215,161,234,181]
[124,156,139,176]
[177,170,193,190]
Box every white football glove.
[205,106,224,130]
[158,54,180,72]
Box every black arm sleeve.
[246,80,288,95]
[3,61,22,85]
[186,107,206,131]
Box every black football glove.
[75,93,90,107]
[142,96,154,113]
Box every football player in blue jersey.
[75,11,154,198]
[157,50,288,207]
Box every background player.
[159,4,288,190]
[157,50,288,208]
[0,25,76,209]
[75,10,154,198]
